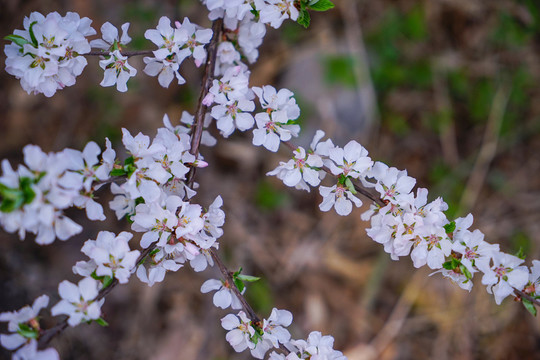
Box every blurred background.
[1,0,540,359]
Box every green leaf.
[234,278,245,293]
[443,221,456,234]
[522,298,537,316]
[28,21,38,46]
[124,156,135,165]
[442,261,453,270]
[0,188,24,213]
[297,9,311,28]
[515,246,526,260]
[237,274,260,282]
[125,164,137,177]
[233,267,243,277]
[308,0,335,11]
[91,271,101,280]
[20,177,36,205]
[17,323,39,339]
[110,168,127,177]
[345,177,357,194]
[102,275,113,288]
[4,34,31,47]
[95,317,109,327]
[459,264,472,280]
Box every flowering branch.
[85,50,154,57]
[513,288,540,307]
[37,243,157,348]
[186,18,223,187]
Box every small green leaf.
[443,221,456,234]
[237,274,260,282]
[110,168,127,177]
[0,189,24,213]
[125,164,137,177]
[20,177,36,205]
[250,328,263,345]
[124,156,135,166]
[515,246,526,260]
[17,323,39,339]
[459,264,472,280]
[28,21,38,46]
[4,34,31,47]
[522,298,537,316]
[308,0,335,11]
[297,9,311,28]
[442,261,453,270]
[234,278,245,293]
[102,275,113,288]
[95,317,109,327]
[233,267,243,277]
[345,177,357,194]
[91,272,101,281]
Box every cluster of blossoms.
[0,113,228,357]
[3,13,213,94]
[4,11,96,97]
[265,127,540,308]
[220,309,345,359]
[0,140,114,245]
[0,295,58,359]
[143,17,213,88]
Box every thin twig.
[513,288,540,307]
[85,50,154,57]
[209,249,290,354]
[209,249,260,323]
[38,243,157,348]
[281,141,384,206]
[186,18,223,188]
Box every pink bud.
[194,59,203,67]
[195,160,209,168]
[175,21,181,29]
[202,93,214,106]
[185,242,200,256]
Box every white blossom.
[319,183,362,216]
[81,231,140,284]
[267,146,323,191]
[201,279,243,309]
[259,0,299,29]
[90,22,131,50]
[477,252,529,305]
[98,50,137,92]
[51,277,103,326]
[252,111,300,152]
[11,340,59,360]
[221,312,256,353]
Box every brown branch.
[85,50,154,57]
[186,18,223,188]
[209,248,261,323]
[513,288,540,308]
[209,249,290,354]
